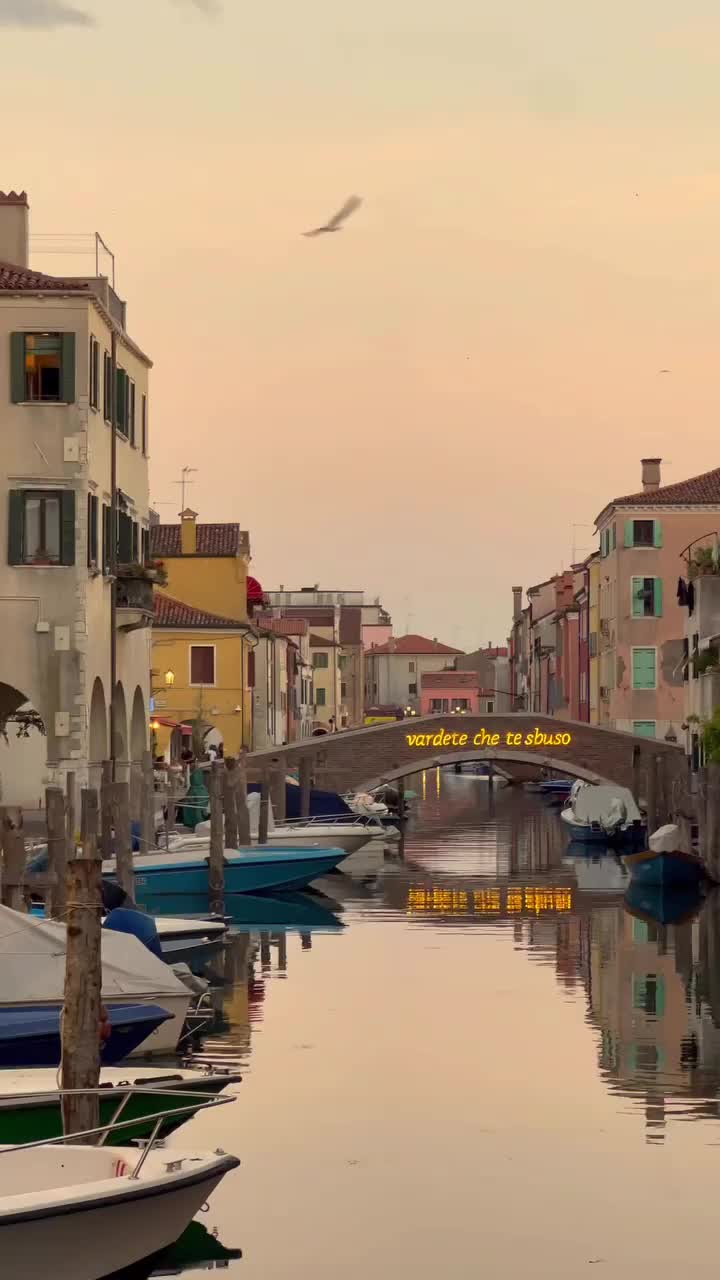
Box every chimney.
[0,191,29,268]
[512,586,522,621]
[641,458,662,492]
[180,508,198,555]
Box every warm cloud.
[0,0,94,25]
[172,0,221,15]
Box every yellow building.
[149,511,259,756]
[588,551,600,724]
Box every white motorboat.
[182,794,380,856]
[560,781,645,847]
[0,906,192,1057]
[346,791,389,817]
[0,1140,239,1280]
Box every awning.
[153,716,192,735]
[247,575,265,603]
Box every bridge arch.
[353,751,609,794]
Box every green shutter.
[631,577,644,617]
[624,520,634,548]
[87,494,98,567]
[10,334,25,403]
[632,647,656,689]
[653,520,663,548]
[60,333,75,403]
[611,523,617,550]
[118,511,133,564]
[116,370,127,433]
[60,489,76,565]
[654,578,663,617]
[7,490,23,563]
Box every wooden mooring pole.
[140,750,155,855]
[646,756,658,835]
[0,807,26,912]
[61,788,102,1141]
[111,780,134,900]
[46,786,66,919]
[299,757,312,819]
[270,758,286,825]
[223,758,239,849]
[208,761,225,916]
[258,770,270,845]
[100,760,113,859]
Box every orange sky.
[3,0,720,646]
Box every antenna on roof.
[173,467,198,512]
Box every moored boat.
[623,879,705,927]
[0,1005,172,1069]
[623,824,706,888]
[0,1065,241,1145]
[103,844,348,896]
[560,781,645,848]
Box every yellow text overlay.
[405,727,572,748]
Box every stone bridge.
[246,714,689,814]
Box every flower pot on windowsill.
[28,555,55,566]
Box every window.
[625,519,661,548]
[141,527,149,564]
[487,700,495,712]
[128,379,136,445]
[190,645,215,685]
[116,368,129,436]
[10,332,75,404]
[141,393,148,454]
[102,504,111,573]
[632,975,665,1017]
[103,352,112,421]
[315,687,326,707]
[313,652,328,668]
[589,632,598,658]
[131,520,139,563]
[338,654,347,670]
[89,337,100,410]
[409,661,415,672]
[632,647,656,689]
[87,494,98,567]
[632,577,663,618]
[117,511,133,564]
[453,698,469,711]
[430,698,448,712]
[633,720,656,738]
[7,489,75,566]
[341,681,347,698]
[408,682,417,694]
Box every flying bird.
[303,195,363,238]
[658,368,671,374]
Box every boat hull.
[0,1149,238,1280]
[104,847,347,896]
[0,1004,172,1069]
[623,848,706,888]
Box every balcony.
[116,565,155,632]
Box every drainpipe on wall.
[240,629,259,751]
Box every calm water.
[156,772,720,1277]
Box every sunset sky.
[2,0,720,647]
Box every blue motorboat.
[102,845,348,896]
[623,823,707,888]
[560,782,646,848]
[0,1003,172,1068]
[624,880,704,926]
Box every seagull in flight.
[658,368,671,374]
[303,195,363,238]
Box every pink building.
[420,670,481,715]
[596,458,720,740]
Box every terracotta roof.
[607,466,720,510]
[309,632,340,647]
[422,671,479,689]
[0,259,90,292]
[258,617,309,637]
[153,593,245,629]
[149,523,244,557]
[366,634,463,656]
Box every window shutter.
[129,381,136,446]
[118,511,133,564]
[141,394,147,454]
[60,489,76,565]
[624,520,634,548]
[653,520,663,548]
[654,578,663,616]
[60,333,76,404]
[131,520,139,563]
[7,490,23,563]
[631,578,644,617]
[10,334,25,403]
[102,504,110,572]
[611,523,616,550]
[116,370,127,433]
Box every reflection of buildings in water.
[199,928,303,1066]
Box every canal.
[163,771,720,1277]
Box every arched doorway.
[130,686,147,819]
[88,677,107,792]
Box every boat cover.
[569,784,642,830]
[0,905,188,1004]
[649,824,681,853]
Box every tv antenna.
[174,467,198,512]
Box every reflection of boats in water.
[563,849,629,894]
[623,825,706,888]
[624,880,705,927]
[115,1220,242,1278]
[138,891,345,934]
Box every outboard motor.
[103,907,163,961]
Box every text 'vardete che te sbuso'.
[405,727,573,749]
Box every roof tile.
[150,523,244,557]
[0,259,89,292]
[153,592,244,629]
[610,466,720,508]
[366,633,464,656]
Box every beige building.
[364,634,464,713]
[0,191,152,806]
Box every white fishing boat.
[181,794,379,855]
[0,907,192,1057]
[560,781,645,848]
[0,1122,239,1279]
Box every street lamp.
[164,670,175,688]
[150,719,160,732]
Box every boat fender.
[114,1160,129,1177]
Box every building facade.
[420,670,481,715]
[595,459,720,740]
[0,191,152,806]
[364,635,464,714]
